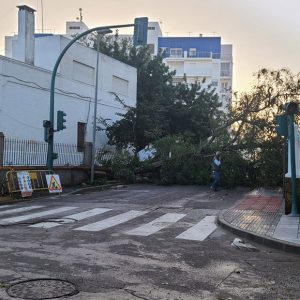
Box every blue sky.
[1,0,300,93]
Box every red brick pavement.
[235,195,283,213]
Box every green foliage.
[154,134,285,188]
[221,151,254,188]
[94,33,295,188]
[109,151,138,183]
[154,137,211,185]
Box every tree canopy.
[94,33,300,187]
[94,33,224,152]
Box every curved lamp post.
[46,23,135,170]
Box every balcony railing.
[160,49,221,59]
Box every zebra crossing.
[0,204,218,242]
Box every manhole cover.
[7,278,78,299]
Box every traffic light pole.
[90,34,101,183]
[47,23,135,170]
[288,114,299,216]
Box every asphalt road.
[0,184,299,300]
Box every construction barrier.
[6,169,54,195]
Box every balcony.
[160,49,221,60]
[187,52,220,59]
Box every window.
[170,48,183,58]
[69,26,80,30]
[221,62,231,77]
[211,80,218,87]
[221,82,231,93]
[112,76,129,96]
[148,27,155,30]
[77,122,86,152]
[189,48,197,57]
[72,61,95,85]
[148,44,155,54]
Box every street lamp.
[91,29,112,183]
[46,18,148,170]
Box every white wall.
[147,22,162,55]
[0,46,137,147]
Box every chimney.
[16,5,36,65]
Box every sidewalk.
[218,189,300,254]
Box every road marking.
[74,210,148,232]
[30,208,112,229]
[126,213,186,236]
[0,207,77,225]
[175,216,217,241]
[0,206,43,216]
[0,205,16,209]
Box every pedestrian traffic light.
[275,114,288,137]
[57,110,67,131]
[43,120,52,142]
[133,17,148,46]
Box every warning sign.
[17,171,33,197]
[46,174,62,193]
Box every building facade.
[145,22,233,108]
[2,6,137,148]
[158,37,232,107]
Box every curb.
[0,182,124,204]
[217,210,300,255]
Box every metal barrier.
[6,170,54,194]
[3,138,84,166]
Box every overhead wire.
[0,73,129,109]
[0,72,130,130]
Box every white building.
[1,5,137,148]
[143,22,233,108]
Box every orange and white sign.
[46,174,62,193]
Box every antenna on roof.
[79,8,83,22]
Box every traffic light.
[275,114,288,137]
[57,110,67,131]
[43,120,52,142]
[285,101,299,115]
[133,17,148,46]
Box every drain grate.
[7,278,79,299]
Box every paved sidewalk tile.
[235,195,282,213]
[273,215,300,242]
[221,193,300,249]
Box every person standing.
[210,151,221,191]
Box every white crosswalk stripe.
[74,210,148,232]
[0,205,219,242]
[0,207,77,225]
[30,208,112,229]
[126,213,186,236]
[0,206,44,216]
[0,205,17,209]
[175,216,217,241]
